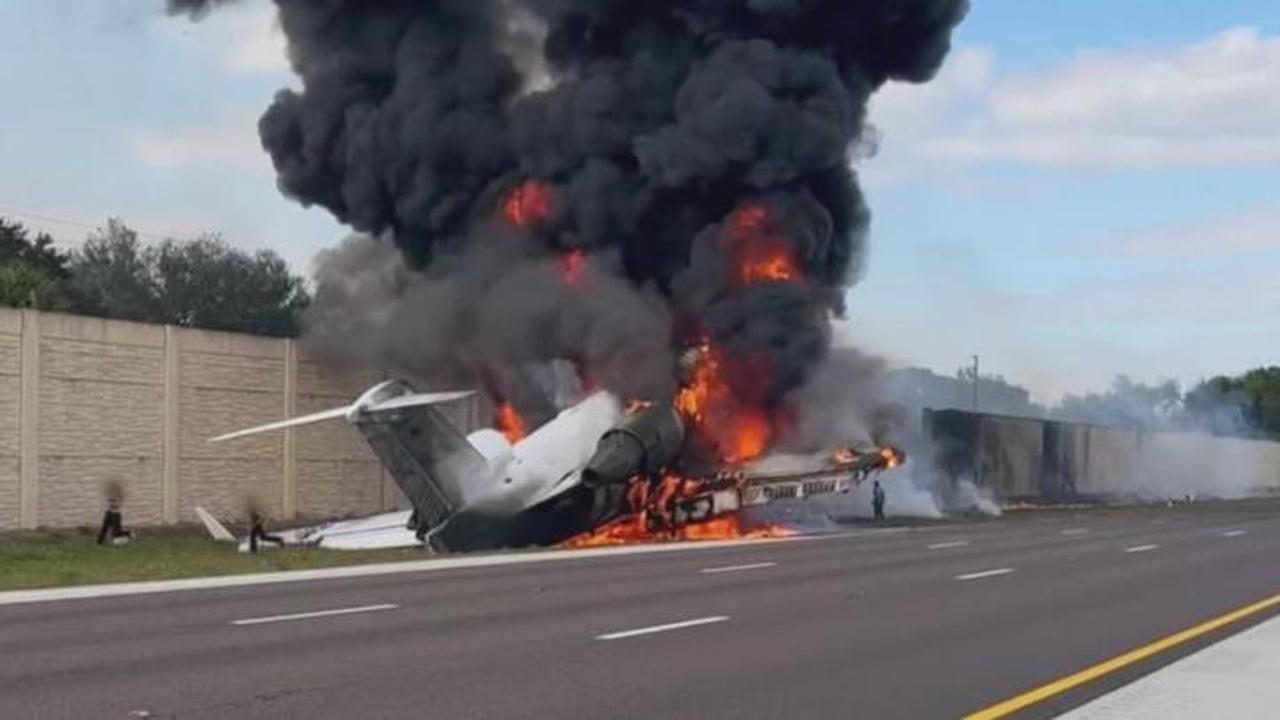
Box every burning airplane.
[213,378,904,552]
[175,0,968,548]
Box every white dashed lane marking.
[597,616,730,641]
[1061,528,1091,536]
[927,541,971,550]
[1125,544,1160,554]
[955,568,1015,582]
[231,603,398,626]
[700,562,777,575]
[1222,530,1247,538]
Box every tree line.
[0,216,309,337]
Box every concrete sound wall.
[0,312,21,529]
[0,308,480,531]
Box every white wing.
[194,506,237,542]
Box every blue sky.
[1,0,1276,401]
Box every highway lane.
[1,508,1278,719]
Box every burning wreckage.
[174,0,968,551]
[212,371,905,553]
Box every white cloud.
[989,28,1280,134]
[131,114,268,173]
[154,0,289,77]
[1117,203,1280,259]
[923,132,1280,171]
[221,3,289,75]
[869,46,994,138]
[868,27,1280,174]
[860,46,992,185]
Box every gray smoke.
[777,346,888,451]
[307,232,675,425]
[175,0,969,432]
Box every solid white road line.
[1125,544,1160,554]
[955,568,1015,582]
[597,616,730,641]
[1222,530,1247,538]
[231,603,398,626]
[700,562,777,574]
[927,541,971,550]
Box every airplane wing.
[194,506,238,542]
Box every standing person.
[96,496,133,545]
[872,480,887,521]
[249,512,286,554]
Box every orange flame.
[740,249,797,284]
[494,402,526,443]
[881,446,903,469]
[673,340,717,425]
[723,204,800,286]
[729,204,768,232]
[831,445,906,471]
[674,342,772,465]
[725,410,771,464]
[561,512,793,548]
[502,180,552,228]
[559,249,585,287]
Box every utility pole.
[971,354,980,411]
[972,354,982,490]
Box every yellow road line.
[963,591,1280,719]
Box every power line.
[0,204,192,242]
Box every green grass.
[0,526,427,592]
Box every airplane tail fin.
[354,402,492,549]
[206,380,486,551]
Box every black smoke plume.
[174,0,969,439]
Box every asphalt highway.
[2,506,1279,719]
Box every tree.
[0,217,71,278]
[883,366,1044,417]
[1186,367,1280,440]
[68,219,310,336]
[151,234,310,336]
[1240,367,1280,438]
[0,261,64,310]
[66,219,157,322]
[1053,375,1184,429]
[0,217,72,310]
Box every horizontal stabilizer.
[367,391,476,413]
[208,389,477,442]
[210,406,353,442]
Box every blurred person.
[872,480,887,521]
[96,495,133,545]
[249,511,285,553]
